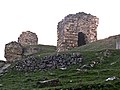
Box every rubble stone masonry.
[57,12,99,52]
[4,41,23,62]
[18,31,38,46]
[5,31,38,62]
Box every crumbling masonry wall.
[57,12,99,52]
[18,31,38,46]
[4,41,23,62]
[4,31,39,62]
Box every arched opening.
[78,32,86,46]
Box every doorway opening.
[78,32,86,46]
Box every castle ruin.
[4,41,23,62]
[57,12,99,52]
[4,31,38,62]
[18,31,38,46]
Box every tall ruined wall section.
[57,12,99,52]
[4,31,39,62]
[4,41,23,62]
[18,31,38,46]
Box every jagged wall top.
[58,12,99,31]
[18,31,38,46]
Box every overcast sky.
[0,0,120,60]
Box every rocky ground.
[0,49,120,90]
[8,53,83,72]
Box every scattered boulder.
[69,80,73,83]
[81,64,91,69]
[18,31,38,46]
[36,79,60,88]
[105,76,119,81]
[59,67,67,70]
[110,62,117,65]
[4,41,23,62]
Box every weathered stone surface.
[8,53,83,71]
[4,41,23,62]
[18,31,38,46]
[57,12,99,52]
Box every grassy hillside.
[0,49,120,90]
[70,34,120,51]
[25,44,56,52]
[23,44,57,57]
[1,35,120,90]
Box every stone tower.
[57,12,99,52]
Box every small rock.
[36,79,60,88]
[91,61,96,64]
[90,64,94,67]
[81,64,91,69]
[60,67,67,70]
[110,62,117,65]
[0,84,3,87]
[105,76,118,81]
[70,80,73,83]
[76,68,81,71]
[0,74,4,76]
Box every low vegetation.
[0,48,120,90]
[70,35,118,51]
[1,36,120,90]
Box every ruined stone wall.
[18,31,38,46]
[5,31,39,62]
[4,41,23,62]
[57,12,99,52]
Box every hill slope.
[70,34,120,51]
[1,35,120,90]
[0,49,120,90]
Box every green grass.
[22,44,57,59]
[0,49,120,90]
[70,35,118,51]
[23,44,57,55]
